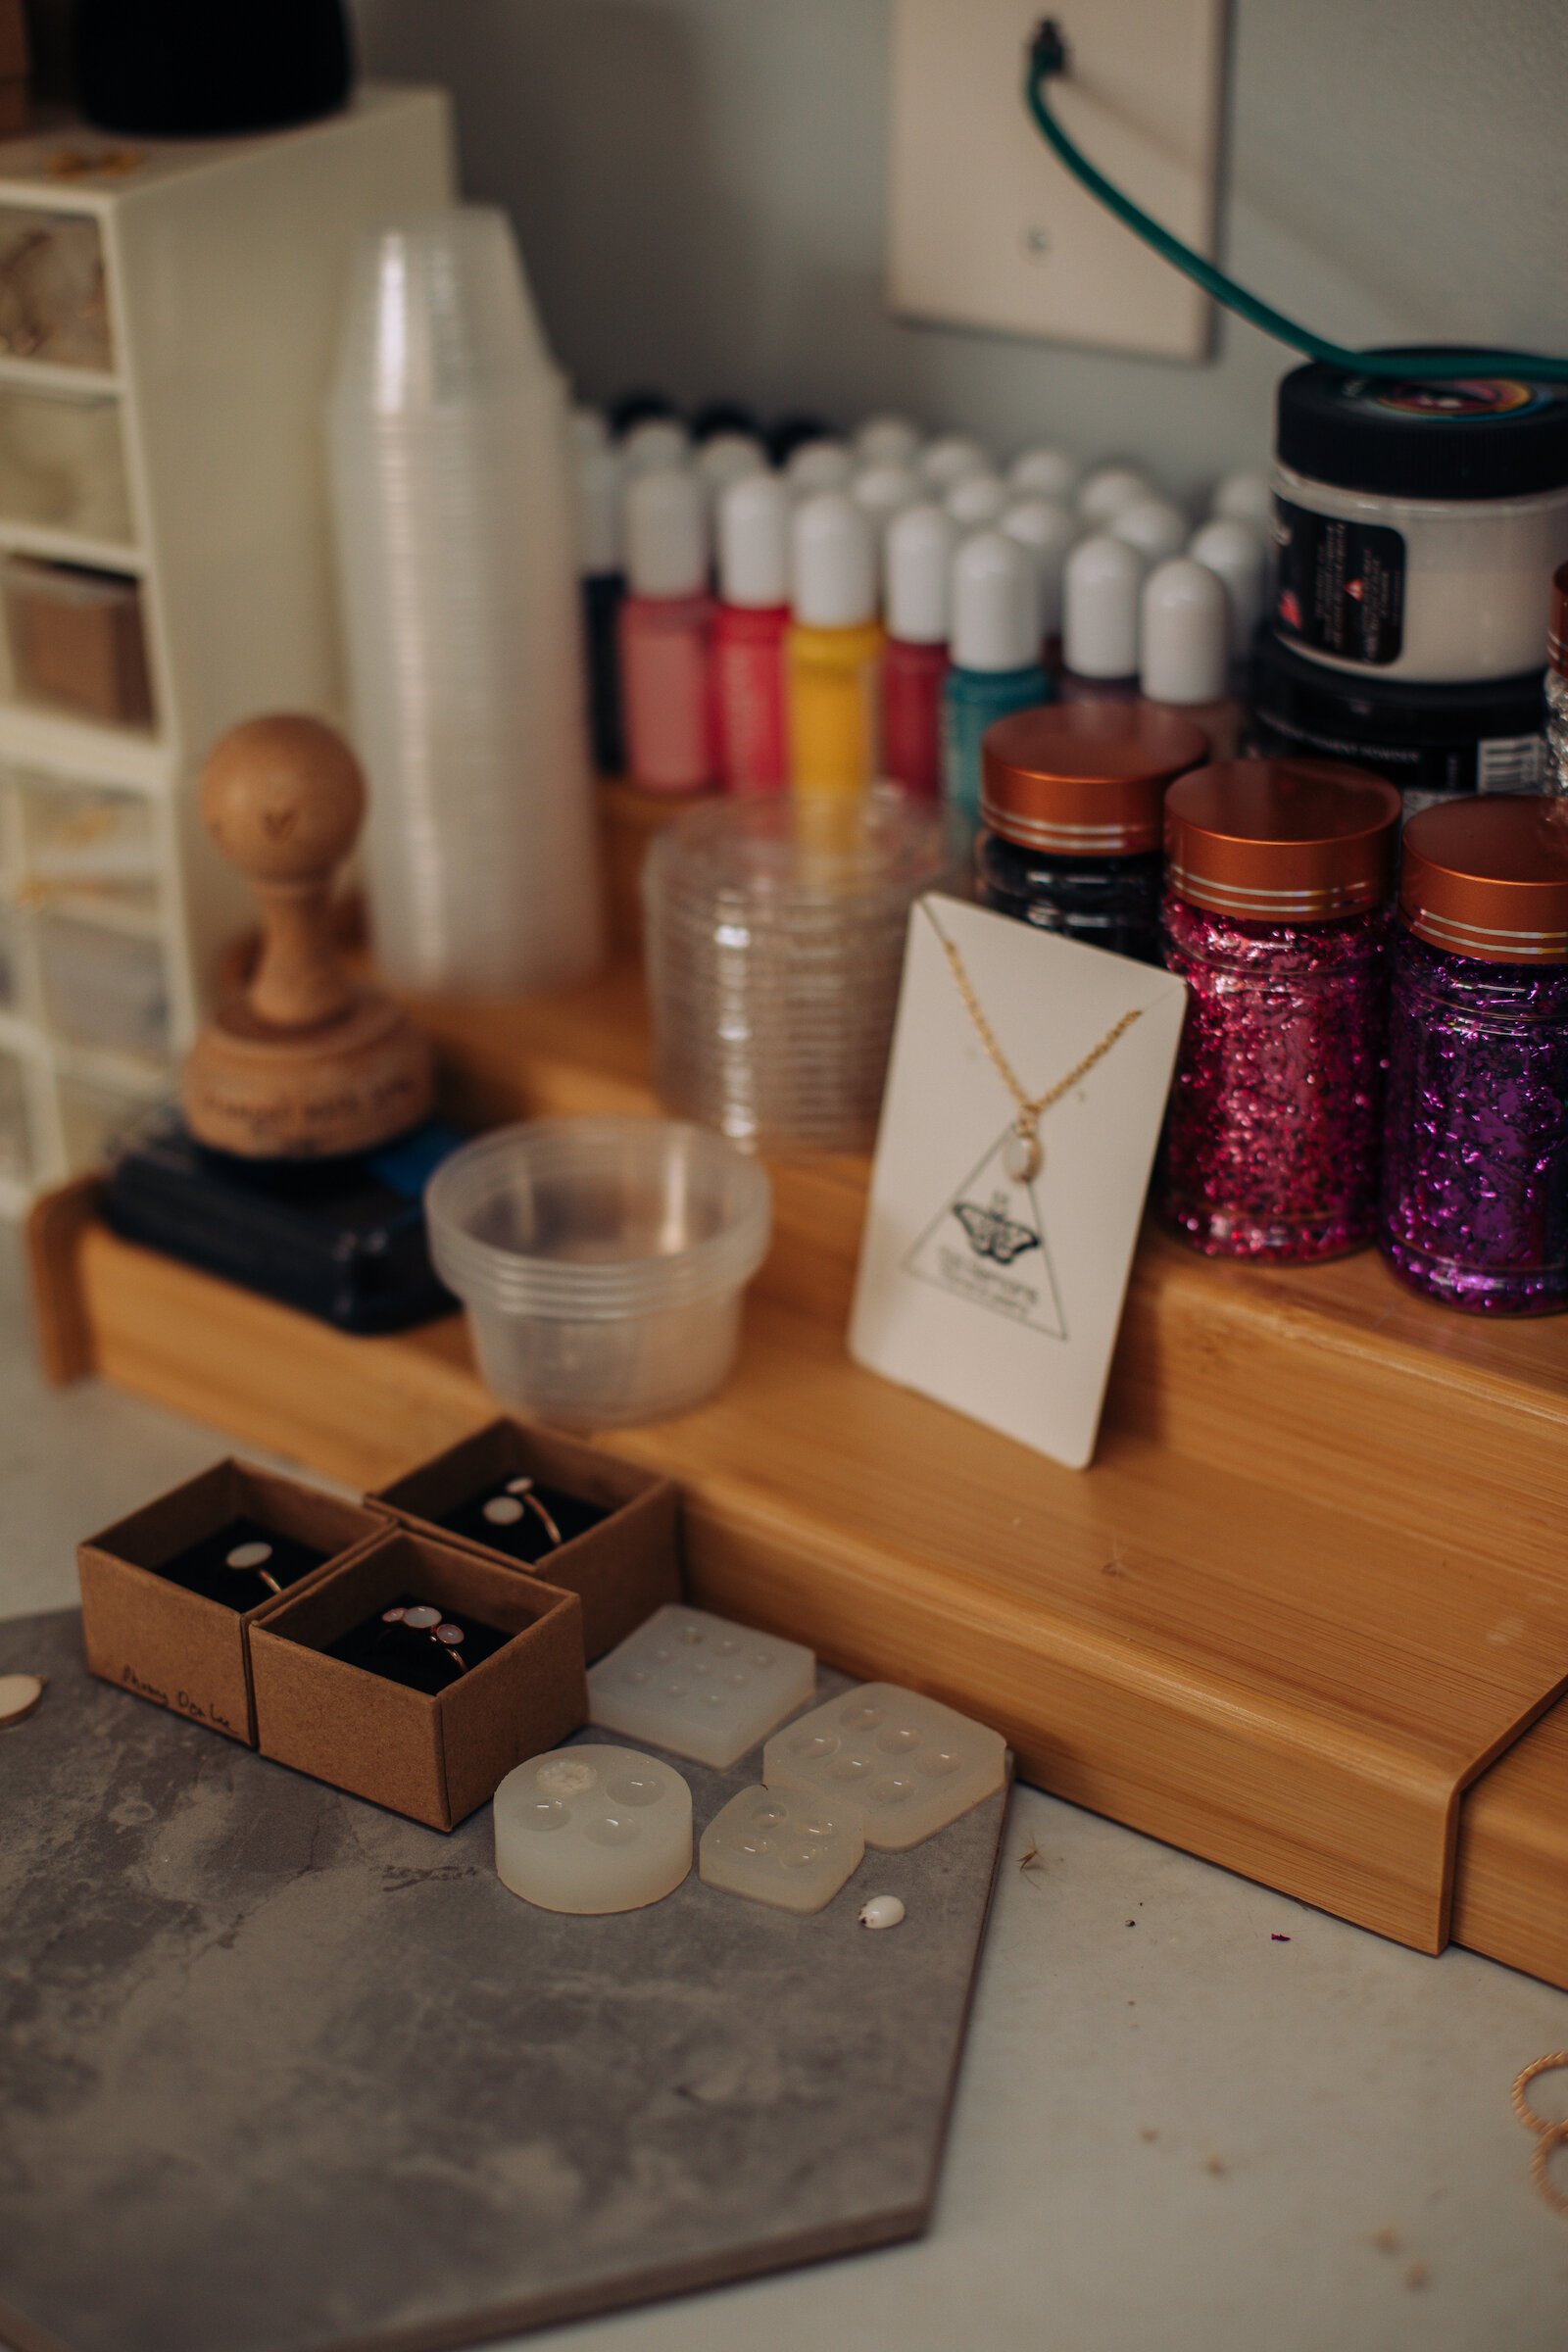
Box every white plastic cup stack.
[328,206,604,997]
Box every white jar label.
[1273,497,1405,666]
[1477,732,1547,792]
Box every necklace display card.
[849,892,1187,1468]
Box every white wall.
[350,0,1568,499]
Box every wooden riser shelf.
[29,945,1568,1990]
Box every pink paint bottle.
[880,501,955,801]
[713,469,790,795]
[618,466,715,792]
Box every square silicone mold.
[700,1784,864,1914]
[762,1683,1006,1849]
[587,1602,815,1769]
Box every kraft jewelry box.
[77,1460,390,1746]
[248,1527,588,1832]
[368,1418,680,1662]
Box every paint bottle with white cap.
[697,431,768,505]
[854,414,923,468]
[882,502,956,801]
[620,415,691,473]
[786,492,884,798]
[1140,557,1243,756]
[1060,531,1145,706]
[618,466,715,794]
[1008,444,1080,504]
[852,463,921,530]
[1110,496,1190,567]
[1077,463,1153,525]
[920,433,991,491]
[946,472,1009,531]
[714,470,791,796]
[786,439,855,497]
[576,436,625,774]
[941,530,1050,826]
[1002,495,1077,666]
[1187,516,1268,672]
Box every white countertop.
[5,1235,1566,2352]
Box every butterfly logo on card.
[902,1125,1068,1340]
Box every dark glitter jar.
[1160,759,1401,1260]
[976,703,1210,963]
[1380,795,1568,1312]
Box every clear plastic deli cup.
[424,1116,772,1428]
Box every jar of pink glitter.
[1380,796,1568,1313]
[1160,760,1401,1260]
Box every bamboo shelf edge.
[406,957,1568,1606]
[27,1195,1568,1989]
[1452,1699,1568,1991]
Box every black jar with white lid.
[1271,351,1568,685]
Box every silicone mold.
[587,1603,816,1769]
[699,1784,864,1914]
[762,1683,1006,1850]
[493,1744,692,1914]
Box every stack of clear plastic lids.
[643,788,950,1153]
[327,207,603,997]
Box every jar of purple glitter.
[1381,795,1568,1312]
[1160,760,1401,1260]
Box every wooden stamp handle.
[200,714,366,1033]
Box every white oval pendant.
[1003,1127,1041,1184]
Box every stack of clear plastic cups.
[425,1116,772,1427]
[328,207,604,997]
[643,787,951,1153]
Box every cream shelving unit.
[0,89,454,1211]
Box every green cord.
[1025,21,1568,382]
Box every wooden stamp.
[182,714,433,1158]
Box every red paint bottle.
[618,466,715,794]
[713,470,789,795]
[880,501,955,800]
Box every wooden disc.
[0,1673,46,1727]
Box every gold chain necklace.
[930,913,1143,1183]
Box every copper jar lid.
[1400,793,1568,962]
[1550,559,1568,678]
[1163,759,1401,922]
[980,704,1210,858]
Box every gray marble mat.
[0,1610,1007,2352]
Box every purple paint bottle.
[1381,795,1568,1313]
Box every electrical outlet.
[887,0,1227,363]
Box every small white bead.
[858,1893,906,1931]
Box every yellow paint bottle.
[786,492,883,799]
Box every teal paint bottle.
[941,530,1050,828]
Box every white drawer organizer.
[0,89,453,1210]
